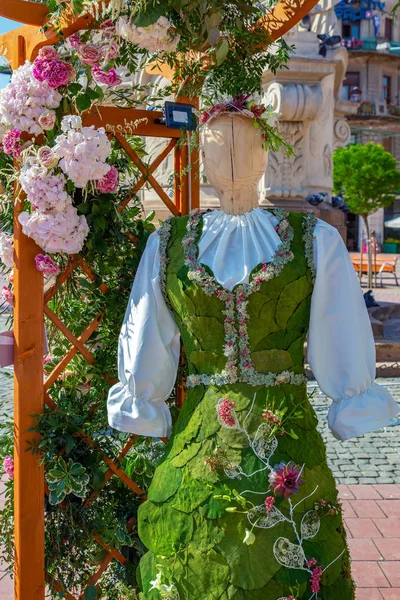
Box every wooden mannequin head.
[201,114,268,215]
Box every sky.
[0,17,22,88]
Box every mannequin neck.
[217,185,259,216]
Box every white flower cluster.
[116,16,180,53]
[0,61,62,138]
[0,232,14,269]
[18,159,89,254]
[53,116,111,188]
[19,163,71,213]
[19,206,89,255]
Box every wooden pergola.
[0,1,319,598]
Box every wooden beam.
[0,0,48,26]
[83,107,183,139]
[13,181,45,600]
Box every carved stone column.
[259,30,357,235]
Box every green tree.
[333,142,400,287]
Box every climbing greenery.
[0,139,172,598]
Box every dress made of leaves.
[137,211,355,600]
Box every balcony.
[343,37,400,55]
[355,99,400,118]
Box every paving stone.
[380,588,400,599]
[350,500,387,519]
[352,561,389,588]
[374,539,400,561]
[348,538,383,561]
[374,518,400,538]
[346,518,383,539]
[380,562,400,587]
[356,590,383,600]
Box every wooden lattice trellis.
[0,1,320,598]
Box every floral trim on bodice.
[302,212,318,283]
[158,209,317,389]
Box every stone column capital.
[264,82,323,122]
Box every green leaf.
[76,94,92,112]
[95,216,107,230]
[77,203,90,215]
[215,39,229,65]
[134,3,166,27]
[86,87,101,100]
[147,460,182,503]
[68,82,83,95]
[92,469,105,491]
[84,584,98,600]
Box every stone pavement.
[310,380,400,485]
[339,483,400,600]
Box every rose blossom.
[3,456,14,479]
[33,57,74,89]
[92,66,121,87]
[38,110,56,131]
[37,46,60,61]
[37,146,58,169]
[96,165,119,193]
[78,44,103,67]
[68,33,82,50]
[1,286,14,307]
[35,253,60,275]
[104,41,120,61]
[2,129,21,157]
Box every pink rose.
[3,456,14,480]
[96,165,119,193]
[38,46,60,61]
[78,44,102,67]
[68,33,82,50]
[1,286,14,307]
[35,253,60,275]
[37,146,58,169]
[92,66,121,87]
[105,41,119,61]
[38,110,56,131]
[101,20,116,38]
[33,58,74,88]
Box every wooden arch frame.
[0,1,319,598]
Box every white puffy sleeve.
[107,231,180,438]
[308,220,399,441]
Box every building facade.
[335,0,400,249]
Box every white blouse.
[107,208,399,441]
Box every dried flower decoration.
[198,95,293,155]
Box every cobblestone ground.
[310,381,400,485]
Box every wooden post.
[13,26,46,597]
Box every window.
[385,18,393,41]
[383,76,392,103]
[342,21,360,39]
[343,71,361,100]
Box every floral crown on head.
[199,95,292,156]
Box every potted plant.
[383,238,399,253]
